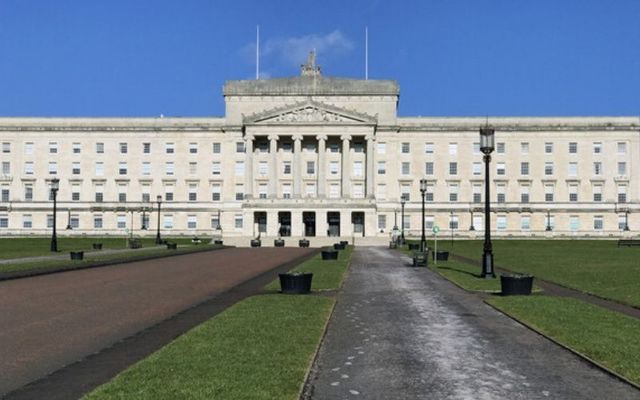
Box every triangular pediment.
[244,100,377,125]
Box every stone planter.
[70,251,84,261]
[279,273,313,294]
[333,243,345,250]
[299,239,310,248]
[92,243,103,250]
[250,239,261,248]
[214,239,223,245]
[500,274,534,296]
[166,242,177,250]
[274,239,285,247]
[321,250,339,260]
[433,251,449,261]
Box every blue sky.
[1,0,639,117]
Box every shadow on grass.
[435,265,483,279]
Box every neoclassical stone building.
[0,60,638,241]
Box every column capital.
[340,134,352,142]
[316,134,328,142]
[365,133,375,141]
[268,134,279,141]
[244,133,255,141]
[292,134,304,141]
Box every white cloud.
[262,30,354,67]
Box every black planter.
[433,251,449,261]
[408,243,420,251]
[299,239,310,248]
[70,251,84,260]
[274,239,285,247]
[166,242,177,250]
[251,239,261,248]
[214,239,224,245]
[279,273,313,294]
[129,239,142,249]
[500,274,534,296]
[412,251,428,267]
[333,243,345,250]
[92,243,103,250]
[321,250,339,260]
[340,241,349,247]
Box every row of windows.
[2,141,232,155]
[0,214,234,230]
[394,141,629,155]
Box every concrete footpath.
[305,247,639,400]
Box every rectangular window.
[545,185,554,202]
[72,142,81,154]
[353,161,363,176]
[544,162,554,175]
[593,162,602,175]
[24,185,33,201]
[0,215,10,229]
[521,216,531,230]
[141,185,150,202]
[353,142,364,153]
[376,184,386,200]
[188,184,198,201]
[142,162,151,175]
[1,142,9,153]
[497,184,506,203]
[618,185,627,203]
[472,162,481,176]
[236,142,245,153]
[426,162,434,175]
[402,215,410,230]
[568,162,577,176]
[377,142,386,154]
[235,161,245,176]
[95,162,104,176]
[593,142,602,154]
[46,214,53,228]
[377,214,387,230]
[307,161,316,174]
[329,143,339,153]
[211,184,221,201]
[496,162,505,175]
[520,186,529,203]
[72,162,80,175]
[425,184,434,202]
[449,162,457,175]
[449,184,459,202]
[617,162,627,176]
[449,215,459,230]
[497,216,507,230]
[25,142,34,155]
[48,162,58,175]
[425,216,434,230]
[569,185,578,202]
[593,185,602,202]
[235,184,244,201]
[234,214,243,229]
[593,216,603,230]
[520,162,529,175]
[119,162,127,175]
[211,215,220,230]
[49,142,58,154]
[188,215,197,229]
[473,142,480,154]
[212,162,221,175]
[189,162,197,175]
[618,215,627,230]
[305,183,317,197]
[95,186,104,203]
[617,142,627,154]
[163,215,173,229]
[1,187,9,202]
[212,142,221,154]
[1,161,10,175]
[22,214,32,229]
[165,142,175,154]
[401,184,411,202]
[448,143,458,155]
[189,142,198,154]
[425,142,434,154]
[165,185,174,201]
[520,142,529,154]
[258,161,268,175]
[143,142,151,153]
[401,142,410,154]
[329,161,339,175]
[118,185,127,203]
[96,142,104,154]
[473,184,482,203]
[378,161,387,175]
[258,183,268,199]
[402,162,411,175]
[71,184,80,201]
[352,183,363,198]
[570,216,580,232]
[24,162,34,175]
[283,183,293,199]
[283,161,292,175]
[545,142,553,154]
[496,142,505,154]
[117,215,127,229]
[119,142,128,154]
[165,162,174,175]
[70,214,79,229]
[569,142,577,154]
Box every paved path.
[0,247,314,397]
[306,247,639,400]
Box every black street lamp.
[400,197,406,244]
[624,210,630,231]
[155,195,162,244]
[66,208,72,230]
[393,208,398,231]
[450,210,455,246]
[419,179,427,252]
[216,209,222,231]
[480,126,496,278]
[50,178,60,252]
[469,209,475,231]
[545,210,552,231]
[141,207,148,230]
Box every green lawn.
[265,246,353,291]
[488,295,640,386]
[431,240,640,307]
[84,295,334,400]
[0,237,201,260]
[430,259,502,292]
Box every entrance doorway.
[352,212,365,237]
[327,212,340,237]
[278,211,291,237]
[303,211,316,237]
[254,211,267,235]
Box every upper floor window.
[544,142,553,154]
[593,142,602,154]
[448,162,457,175]
[49,142,58,154]
[24,142,34,155]
[189,142,198,154]
[569,142,577,154]
[143,142,151,154]
[448,143,457,155]
[376,142,386,154]
[520,142,529,154]
[165,142,175,154]
[401,142,410,154]
[425,143,434,154]
[617,142,627,154]
[213,142,221,154]
[496,142,505,154]
[96,142,104,154]
[2,142,10,153]
[119,142,128,154]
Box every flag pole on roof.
[256,25,260,79]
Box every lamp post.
[469,209,475,231]
[545,210,552,231]
[66,208,72,230]
[624,210,630,231]
[155,195,162,244]
[450,210,455,247]
[141,207,148,230]
[480,126,496,278]
[419,179,427,252]
[50,178,60,252]
[393,208,398,231]
[216,209,222,231]
[400,197,406,244]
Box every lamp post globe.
[155,195,163,244]
[49,178,60,252]
[480,126,496,278]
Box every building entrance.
[327,212,340,237]
[254,211,267,235]
[303,211,316,237]
[278,211,291,237]
[352,212,365,237]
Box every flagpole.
[256,25,260,79]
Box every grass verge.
[487,295,640,386]
[84,295,334,400]
[430,259,502,292]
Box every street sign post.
[432,225,440,265]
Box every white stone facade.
[0,72,638,240]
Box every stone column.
[365,134,375,198]
[244,134,254,199]
[341,134,351,198]
[316,134,327,198]
[293,134,303,198]
[268,134,278,198]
